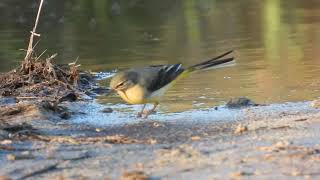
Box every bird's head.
[109,71,138,92]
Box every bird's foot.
[137,110,156,118]
[137,112,143,118]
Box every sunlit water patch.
[91,71,116,80]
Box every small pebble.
[6,154,16,161]
[191,136,201,141]
[148,139,157,144]
[231,171,253,177]
[59,112,71,119]
[291,170,302,176]
[59,92,77,102]
[21,151,31,156]
[152,122,162,127]
[101,108,113,113]
[234,124,248,134]
[0,140,12,145]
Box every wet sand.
[1,100,320,179]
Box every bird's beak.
[105,88,116,96]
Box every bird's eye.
[116,81,125,88]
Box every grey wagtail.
[109,50,234,118]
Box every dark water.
[0,0,320,112]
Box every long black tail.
[188,50,234,71]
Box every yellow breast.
[117,85,147,104]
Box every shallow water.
[70,101,317,126]
[0,0,320,113]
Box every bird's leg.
[143,102,159,118]
[149,102,159,113]
[137,103,159,118]
[137,104,146,117]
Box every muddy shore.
[1,97,320,179]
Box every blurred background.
[0,0,319,112]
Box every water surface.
[0,0,320,113]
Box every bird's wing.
[143,64,185,92]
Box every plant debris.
[120,171,149,180]
[33,134,140,144]
[226,97,260,108]
[0,58,92,100]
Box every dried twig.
[45,53,58,80]
[35,49,47,61]
[24,0,44,62]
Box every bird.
[109,50,234,118]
